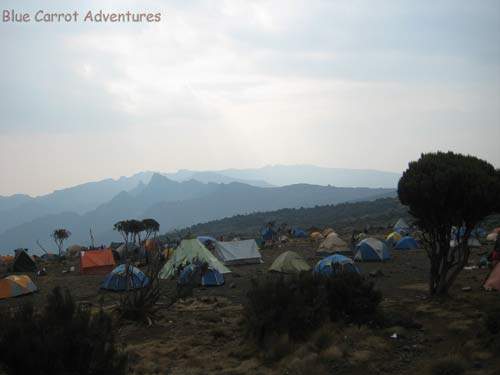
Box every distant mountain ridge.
[0,174,395,253]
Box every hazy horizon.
[1,0,499,196]
[1,164,402,197]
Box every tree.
[142,218,160,241]
[128,219,145,247]
[113,220,132,256]
[398,152,500,295]
[51,228,71,256]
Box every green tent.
[268,251,311,274]
[159,239,231,279]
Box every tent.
[386,232,402,246]
[101,264,149,291]
[197,236,217,245]
[310,231,324,241]
[355,232,367,241]
[291,228,307,238]
[394,218,410,233]
[484,263,500,291]
[322,228,336,237]
[159,239,230,279]
[314,254,359,276]
[394,236,419,250]
[354,238,391,262]
[487,232,498,242]
[80,249,116,275]
[13,250,37,272]
[115,243,140,258]
[261,227,276,241]
[0,275,37,300]
[269,251,311,274]
[318,235,349,253]
[213,239,262,265]
[144,239,159,253]
[178,264,225,286]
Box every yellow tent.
[269,251,311,274]
[386,232,402,244]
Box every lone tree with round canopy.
[51,228,71,256]
[398,152,500,295]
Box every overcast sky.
[1,0,499,196]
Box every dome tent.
[178,264,224,286]
[394,218,410,233]
[269,251,311,274]
[159,239,230,279]
[310,231,324,241]
[291,228,307,238]
[386,232,402,246]
[313,254,359,276]
[317,235,348,253]
[394,236,419,250]
[0,275,38,300]
[101,264,149,291]
[354,238,391,262]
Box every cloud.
[0,0,499,195]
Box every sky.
[1,0,499,196]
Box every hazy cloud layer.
[1,0,499,195]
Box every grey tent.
[213,239,262,265]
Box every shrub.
[118,256,162,324]
[0,287,127,375]
[244,272,381,344]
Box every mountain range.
[0,166,399,254]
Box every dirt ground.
[1,235,499,375]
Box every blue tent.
[197,236,217,245]
[354,238,391,262]
[261,227,275,241]
[314,254,359,276]
[201,268,224,286]
[178,264,224,287]
[395,236,419,250]
[291,228,307,238]
[101,264,149,291]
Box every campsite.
[1,218,500,375]
[2,1,500,374]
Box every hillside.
[0,175,394,253]
[163,197,411,239]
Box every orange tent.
[0,275,38,300]
[79,249,115,275]
[144,239,158,253]
[484,263,500,291]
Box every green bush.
[244,272,381,343]
[0,287,127,375]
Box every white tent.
[394,218,409,231]
[214,239,262,265]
